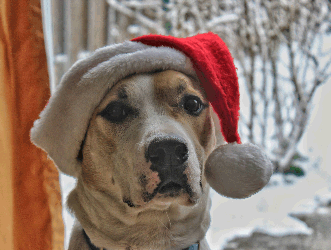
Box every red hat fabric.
[132,32,241,144]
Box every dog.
[67,70,222,250]
[31,34,273,250]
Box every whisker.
[156,214,175,242]
[165,211,172,228]
[156,217,169,230]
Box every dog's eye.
[183,95,204,116]
[99,101,132,123]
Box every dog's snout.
[146,139,188,167]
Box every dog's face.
[80,70,216,210]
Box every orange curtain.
[0,0,64,249]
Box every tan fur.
[68,70,219,250]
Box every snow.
[316,207,330,215]
[206,170,330,249]
[316,192,331,207]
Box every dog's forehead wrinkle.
[100,74,155,109]
[177,82,186,94]
[126,74,155,103]
[117,87,128,99]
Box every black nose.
[146,139,188,167]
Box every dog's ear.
[205,142,273,199]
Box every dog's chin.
[141,195,199,210]
[154,191,199,206]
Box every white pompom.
[205,143,273,199]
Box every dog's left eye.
[98,101,132,123]
[182,95,204,116]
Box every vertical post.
[118,13,131,43]
[51,0,65,88]
[107,6,117,44]
[88,0,107,51]
[64,0,85,69]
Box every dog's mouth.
[140,177,195,204]
[124,177,198,209]
[158,181,184,196]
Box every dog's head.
[80,70,216,209]
[31,38,273,213]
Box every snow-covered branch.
[219,0,331,172]
[107,0,166,34]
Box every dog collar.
[83,230,199,250]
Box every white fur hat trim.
[30,41,195,176]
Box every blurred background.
[1,0,330,249]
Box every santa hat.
[31,32,272,197]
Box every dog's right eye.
[182,95,205,116]
[98,101,132,123]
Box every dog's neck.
[83,230,200,250]
[67,179,211,250]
